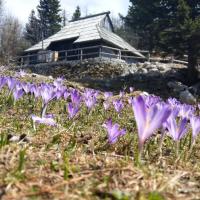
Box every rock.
[7,133,30,143]
[148,71,161,78]
[189,82,200,95]
[146,64,157,70]
[149,67,158,72]
[129,67,137,74]
[167,81,188,93]
[160,68,171,73]
[143,61,151,67]
[48,75,53,80]
[179,90,197,104]
[164,69,183,79]
[157,64,167,71]
[136,63,143,68]
[138,68,148,74]
[141,91,150,96]
[32,73,37,77]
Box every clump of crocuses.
[1,75,200,162]
[103,119,126,144]
[131,95,171,152]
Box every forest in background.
[0,0,199,83]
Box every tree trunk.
[187,42,199,85]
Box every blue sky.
[5,0,130,24]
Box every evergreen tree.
[124,0,169,50]
[125,0,200,83]
[24,10,41,45]
[160,0,200,83]
[72,6,81,21]
[37,0,62,39]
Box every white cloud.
[4,0,129,24]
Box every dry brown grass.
[0,71,200,200]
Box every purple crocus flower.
[55,90,62,100]
[16,69,26,78]
[129,87,134,93]
[63,90,70,100]
[40,84,56,117]
[119,91,125,98]
[83,88,99,99]
[13,86,24,101]
[167,98,181,107]
[190,115,200,140]
[83,89,98,110]
[83,88,94,99]
[144,95,161,108]
[164,110,188,141]
[55,88,66,100]
[104,92,113,100]
[93,90,99,98]
[21,82,32,94]
[132,96,171,149]
[6,77,17,91]
[84,96,97,110]
[103,119,126,144]
[53,77,64,88]
[70,89,82,106]
[31,114,56,126]
[113,99,124,113]
[67,103,79,119]
[0,77,6,90]
[178,104,195,119]
[40,85,56,104]
[128,97,134,105]
[31,85,40,99]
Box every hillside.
[0,67,200,200]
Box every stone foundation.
[15,57,187,81]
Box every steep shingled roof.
[25,12,144,58]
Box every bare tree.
[0,15,28,64]
[0,0,4,24]
[62,9,67,27]
[111,15,140,48]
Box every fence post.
[171,55,174,68]
[21,57,23,67]
[99,46,102,59]
[171,55,174,64]
[27,55,30,65]
[80,49,83,61]
[65,51,68,61]
[119,50,121,60]
[147,52,150,62]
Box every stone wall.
[15,57,187,81]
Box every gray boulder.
[179,90,197,105]
[167,81,188,93]
[189,82,200,95]
[143,61,151,67]
[138,68,148,74]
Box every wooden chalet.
[23,11,144,65]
